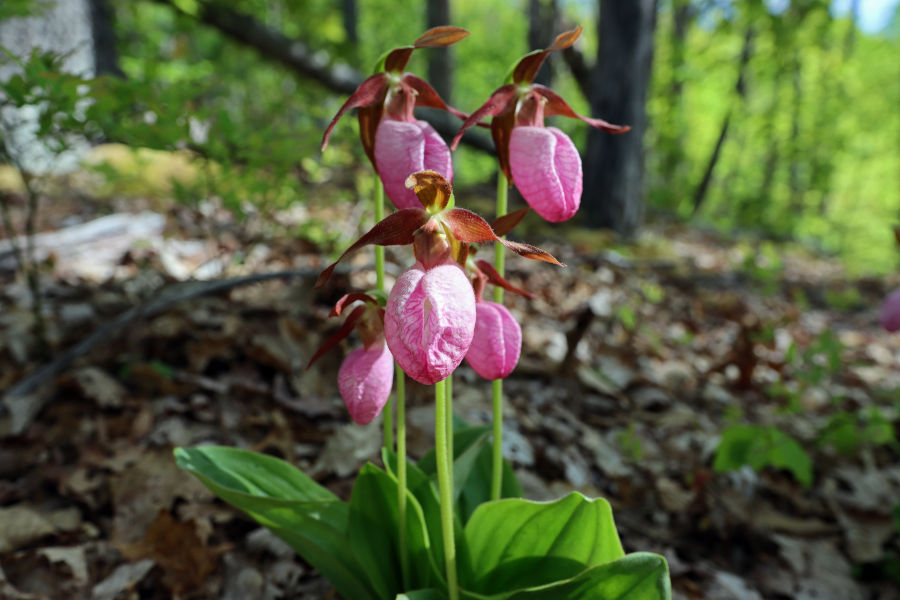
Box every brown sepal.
[512,26,582,85]
[536,85,630,133]
[331,293,379,317]
[451,84,517,151]
[315,208,430,289]
[490,104,517,181]
[403,74,468,121]
[384,47,414,73]
[321,73,387,151]
[442,208,564,267]
[413,26,470,48]
[476,259,535,299]
[306,305,366,369]
[492,207,530,236]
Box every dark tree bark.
[152,0,494,154]
[528,0,557,87]
[582,0,658,236]
[426,0,453,102]
[341,0,358,44]
[88,0,123,76]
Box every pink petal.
[384,261,476,385]
[465,302,522,380]
[375,119,453,210]
[509,126,582,223]
[338,339,394,425]
[881,289,900,332]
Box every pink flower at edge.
[509,126,582,223]
[881,288,900,332]
[384,261,476,385]
[465,301,522,380]
[337,338,394,425]
[375,119,453,210]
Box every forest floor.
[1,175,899,600]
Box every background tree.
[582,0,658,236]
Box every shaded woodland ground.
[1,174,899,599]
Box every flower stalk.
[435,378,459,600]
[491,174,508,501]
[395,365,409,587]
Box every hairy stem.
[491,174,508,500]
[375,180,393,451]
[395,365,409,588]
[435,378,459,600]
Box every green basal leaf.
[174,446,377,600]
[457,438,523,524]
[349,463,440,596]
[397,590,448,600]
[499,552,671,600]
[383,449,457,585]
[462,493,625,595]
[417,426,523,524]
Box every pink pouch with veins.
[465,301,522,380]
[375,119,453,210]
[509,125,582,223]
[385,261,475,385]
[337,338,394,425]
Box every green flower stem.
[375,180,394,451]
[435,378,459,600]
[491,174,508,501]
[395,365,409,588]
[446,371,453,461]
[490,378,503,500]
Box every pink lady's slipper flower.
[307,293,393,424]
[314,171,564,385]
[385,258,475,384]
[462,234,535,381]
[451,27,629,223]
[881,288,900,332]
[321,27,468,210]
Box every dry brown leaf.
[118,509,225,594]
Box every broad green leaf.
[463,493,625,595]
[174,446,376,600]
[504,552,670,600]
[175,445,337,502]
[384,449,455,582]
[398,590,448,600]
[349,463,438,596]
[458,441,523,524]
[417,426,523,523]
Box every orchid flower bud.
[385,260,476,385]
[375,119,453,210]
[337,338,394,425]
[509,126,582,223]
[465,301,522,380]
[881,288,900,332]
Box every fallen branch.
[1,268,320,435]
[150,0,494,155]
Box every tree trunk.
[0,0,96,174]
[341,0,358,44]
[582,0,658,236]
[528,0,557,87]
[88,0,122,76]
[425,0,452,102]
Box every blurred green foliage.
[1,0,898,272]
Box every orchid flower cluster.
[315,26,626,423]
[177,25,670,600]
